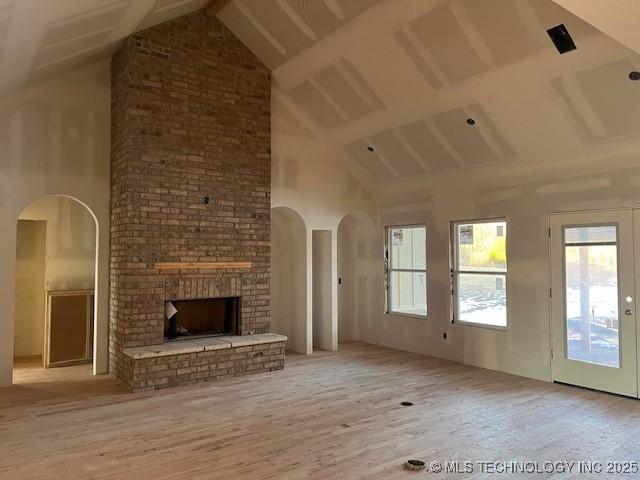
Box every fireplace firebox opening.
[164,297,239,341]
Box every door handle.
[625,309,633,316]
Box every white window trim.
[385,224,427,319]
[450,217,508,331]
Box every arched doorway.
[271,206,307,354]
[337,212,380,345]
[13,195,98,382]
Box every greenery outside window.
[451,219,507,329]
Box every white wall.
[271,90,380,354]
[312,230,333,351]
[20,196,96,291]
[366,157,640,382]
[338,214,383,343]
[14,220,46,358]
[271,207,307,353]
[274,115,640,382]
[0,61,110,386]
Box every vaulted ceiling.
[0,0,210,91]
[2,0,640,188]
[218,0,640,187]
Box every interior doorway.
[312,230,332,351]
[14,196,97,382]
[550,209,639,397]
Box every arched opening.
[271,206,307,354]
[337,212,381,346]
[13,195,98,383]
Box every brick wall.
[110,6,271,384]
[124,341,285,392]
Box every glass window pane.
[457,221,506,272]
[390,227,426,270]
[390,271,427,316]
[564,228,619,368]
[565,225,616,245]
[457,273,506,327]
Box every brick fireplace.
[109,4,285,391]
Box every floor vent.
[404,460,426,471]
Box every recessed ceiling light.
[466,118,476,126]
[367,144,375,152]
[629,71,640,81]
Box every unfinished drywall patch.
[343,140,396,181]
[218,0,381,69]
[394,27,445,90]
[460,0,543,67]
[410,2,488,84]
[289,80,346,129]
[433,105,511,165]
[368,129,426,176]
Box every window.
[386,225,427,317]
[452,219,507,328]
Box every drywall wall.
[271,87,379,355]
[271,207,307,353]
[20,196,96,291]
[0,60,110,386]
[14,220,46,358]
[260,0,640,380]
[368,157,640,382]
[337,213,382,343]
[312,230,333,351]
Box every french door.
[550,210,638,397]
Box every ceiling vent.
[547,24,577,54]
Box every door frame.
[548,209,638,398]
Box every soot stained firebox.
[164,297,239,341]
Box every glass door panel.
[550,210,637,398]
[563,225,619,367]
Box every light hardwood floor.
[2,343,639,479]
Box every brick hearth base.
[121,334,286,392]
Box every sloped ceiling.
[219,0,640,187]
[2,0,640,189]
[553,0,640,55]
[0,0,210,92]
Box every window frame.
[450,217,508,331]
[384,224,428,319]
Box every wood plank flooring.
[1,343,639,479]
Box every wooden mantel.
[154,262,252,271]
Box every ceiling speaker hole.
[547,24,577,54]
